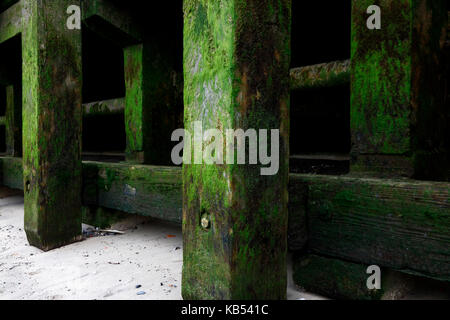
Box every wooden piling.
[182,0,291,299]
[124,42,182,165]
[22,0,83,251]
[5,85,21,156]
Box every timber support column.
[124,42,181,165]
[183,0,291,299]
[351,0,448,180]
[22,0,83,250]
[5,85,21,157]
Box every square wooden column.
[22,0,83,250]
[124,42,182,165]
[5,85,21,157]
[183,0,291,299]
[351,0,448,180]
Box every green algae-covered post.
[351,0,448,180]
[22,0,83,250]
[183,0,291,299]
[124,42,182,165]
[5,85,21,157]
[124,44,146,163]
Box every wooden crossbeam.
[83,98,125,116]
[293,254,416,300]
[0,156,21,189]
[1,156,449,281]
[183,0,291,300]
[292,173,450,281]
[82,0,141,46]
[82,161,182,224]
[0,0,21,44]
[290,60,350,91]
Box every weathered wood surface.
[82,161,182,224]
[1,156,449,280]
[123,44,145,164]
[83,98,125,116]
[0,0,21,44]
[0,158,183,224]
[0,156,22,190]
[22,0,83,251]
[123,42,182,165]
[294,254,384,300]
[295,173,450,281]
[82,0,141,46]
[183,0,291,299]
[293,254,416,300]
[290,60,350,91]
[5,85,21,156]
[351,0,448,180]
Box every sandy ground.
[0,190,324,300]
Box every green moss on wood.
[22,0,83,251]
[5,85,21,156]
[183,0,291,300]
[294,254,384,300]
[290,60,350,91]
[82,206,129,229]
[83,161,182,224]
[350,0,448,180]
[0,0,22,44]
[82,0,141,46]
[83,98,125,117]
[0,156,23,190]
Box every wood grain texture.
[82,161,182,224]
[0,0,21,44]
[297,174,450,280]
[290,60,350,91]
[1,157,449,280]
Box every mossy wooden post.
[351,0,448,180]
[22,0,83,250]
[5,85,21,157]
[124,42,182,165]
[183,0,291,299]
[124,44,145,163]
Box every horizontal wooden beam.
[83,98,125,116]
[293,173,450,281]
[0,0,22,44]
[0,158,182,222]
[1,156,449,281]
[290,60,350,91]
[82,0,141,46]
[82,161,182,224]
